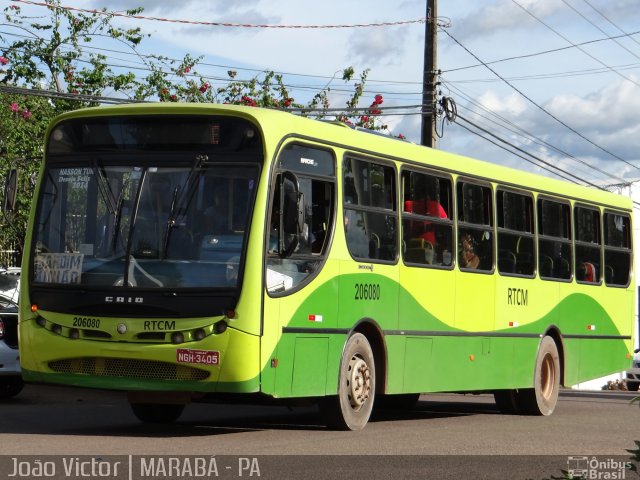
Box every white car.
[0,271,22,399]
[627,349,640,392]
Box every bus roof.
[50,103,632,212]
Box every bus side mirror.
[3,169,18,213]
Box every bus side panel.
[396,267,454,394]
[558,286,633,385]
[266,259,340,398]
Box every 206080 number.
[354,283,380,301]
[72,316,100,328]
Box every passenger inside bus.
[459,232,480,269]
[404,183,448,245]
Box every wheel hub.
[540,354,555,400]
[348,356,371,409]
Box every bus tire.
[516,336,560,416]
[130,403,185,424]
[627,381,639,392]
[323,333,376,430]
[0,377,24,399]
[493,390,519,414]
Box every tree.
[0,1,391,264]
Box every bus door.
[261,144,338,399]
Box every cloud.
[347,26,409,67]
[89,0,260,14]
[537,76,640,166]
[451,0,567,40]
[439,76,640,182]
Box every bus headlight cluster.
[171,332,185,344]
[214,320,228,335]
[193,328,206,341]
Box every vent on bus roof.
[48,357,210,381]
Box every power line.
[10,0,430,29]
[442,28,640,73]
[581,0,640,49]
[452,100,620,184]
[443,81,630,184]
[511,0,640,89]
[446,62,640,84]
[0,32,424,99]
[0,28,425,89]
[0,84,432,116]
[559,0,640,62]
[455,112,604,188]
[0,84,141,104]
[441,28,640,173]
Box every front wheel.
[515,336,560,416]
[0,377,24,399]
[322,333,376,430]
[627,380,639,392]
[493,390,519,414]
[130,403,185,424]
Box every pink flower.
[9,102,19,112]
[21,109,32,120]
[199,83,209,93]
[0,56,8,66]
[374,94,383,105]
[184,66,191,74]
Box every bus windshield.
[32,162,258,290]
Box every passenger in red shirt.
[404,196,447,245]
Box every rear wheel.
[627,380,639,392]
[515,336,560,416]
[130,403,185,424]
[323,333,376,430]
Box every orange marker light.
[31,304,38,312]
[469,354,475,361]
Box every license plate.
[176,348,219,366]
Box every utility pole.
[421,0,438,148]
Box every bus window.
[401,170,453,267]
[497,190,534,276]
[343,157,397,262]
[603,212,631,287]
[574,206,601,284]
[266,145,335,294]
[457,181,493,272]
[537,199,572,281]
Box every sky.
[7,0,640,188]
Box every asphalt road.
[0,385,638,479]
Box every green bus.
[17,103,635,430]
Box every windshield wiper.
[163,154,207,255]
[110,188,127,254]
[91,159,118,216]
